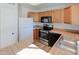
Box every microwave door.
[44,19,48,23]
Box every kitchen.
[28,3,79,54]
[0,3,79,55]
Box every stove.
[40,30,49,46]
[40,29,62,47]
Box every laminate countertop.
[49,29,79,41]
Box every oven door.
[40,31,48,40]
[40,32,47,39]
[40,30,49,45]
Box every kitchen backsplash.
[33,22,79,31]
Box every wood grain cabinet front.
[52,9,64,23]
[71,4,79,24]
[39,10,52,21]
[28,12,40,22]
[27,12,34,17]
[64,7,71,24]
[33,29,40,42]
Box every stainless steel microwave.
[41,16,52,23]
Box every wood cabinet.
[34,13,39,22]
[28,12,39,22]
[33,29,40,42]
[71,4,79,24]
[39,10,52,21]
[28,8,71,24]
[52,9,64,23]
[39,10,52,17]
[28,12,34,17]
[64,7,71,24]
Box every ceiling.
[19,3,73,11]
[28,3,41,6]
[30,3,72,10]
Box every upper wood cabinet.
[64,7,71,24]
[28,12,34,18]
[71,4,79,24]
[52,9,64,23]
[34,13,39,22]
[39,10,52,21]
[39,10,52,17]
[28,12,39,22]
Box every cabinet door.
[39,10,52,21]
[44,10,52,16]
[33,29,40,42]
[0,4,18,48]
[71,4,79,24]
[64,7,71,24]
[40,10,52,17]
[39,12,44,19]
[28,12,39,22]
[52,10,57,23]
[28,12,34,17]
[52,9,63,23]
[33,13,39,22]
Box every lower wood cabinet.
[33,29,40,42]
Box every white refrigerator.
[19,17,33,45]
